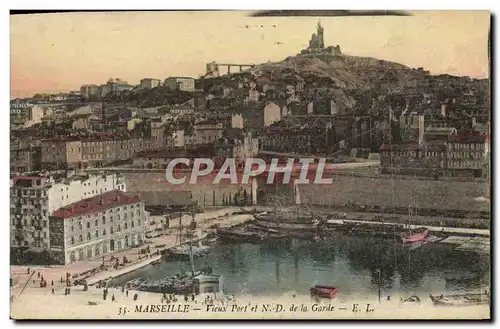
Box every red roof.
[51,190,140,219]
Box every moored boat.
[429,292,490,307]
[400,227,429,244]
[310,285,339,299]
[254,213,320,231]
[166,244,210,260]
[216,227,264,244]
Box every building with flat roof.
[10,172,126,263]
[49,190,146,264]
[139,78,161,90]
[164,77,195,92]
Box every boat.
[310,285,339,299]
[216,227,264,244]
[429,293,490,307]
[400,227,429,244]
[253,213,320,231]
[167,243,210,260]
[165,208,210,260]
[445,271,482,284]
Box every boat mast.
[189,201,196,277]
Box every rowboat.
[400,227,429,244]
[429,293,490,307]
[310,285,339,299]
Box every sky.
[10,10,490,98]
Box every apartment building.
[10,172,126,258]
[49,190,146,264]
[164,77,195,92]
[139,78,161,90]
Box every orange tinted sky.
[10,10,490,98]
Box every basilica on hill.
[300,20,342,56]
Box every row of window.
[69,220,142,245]
[70,206,138,223]
[448,143,485,150]
[72,212,139,231]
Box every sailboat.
[253,181,320,232]
[166,209,210,260]
[399,208,428,244]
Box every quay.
[332,219,490,237]
[76,207,255,286]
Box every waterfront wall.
[123,172,256,207]
[257,175,489,213]
[119,171,488,213]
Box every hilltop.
[105,52,488,113]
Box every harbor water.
[110,236,490,299]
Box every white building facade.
[10,173,126,256]
[49,190,146,265]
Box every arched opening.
[95,244,100,256]
[86,247,92,259]
[78,249,84,260]
[110,239,115,251]
[70,251,76,263]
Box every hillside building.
[139,78,162,90]
[165,77,195,92]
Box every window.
[95,219,98,227]
[87,222,91,229]
[71,225,74,232]
[96,230,99,238]
[117,224,121,232]
[79,234,83,242]
[87,233,91,241]
[110,226,114,234]
[131,221,135,228]
[102,229,106,236]
[102,216,106,225]
[71,237,74,245]
[125,222,128,230]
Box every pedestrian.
[27,268,30,274]
[52,288,55,295]
[133,293,138,301]
[37,272,40,278]
[41,275,44,281]
[64,288,68,295]
[126,289,129,297]
[191,294,195,302]
[60,277,63,283]
[121,286,125,293]
[67,287,70,295]
[112,294,116,302]
[184,295,188,302]
[51,280,54,286]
